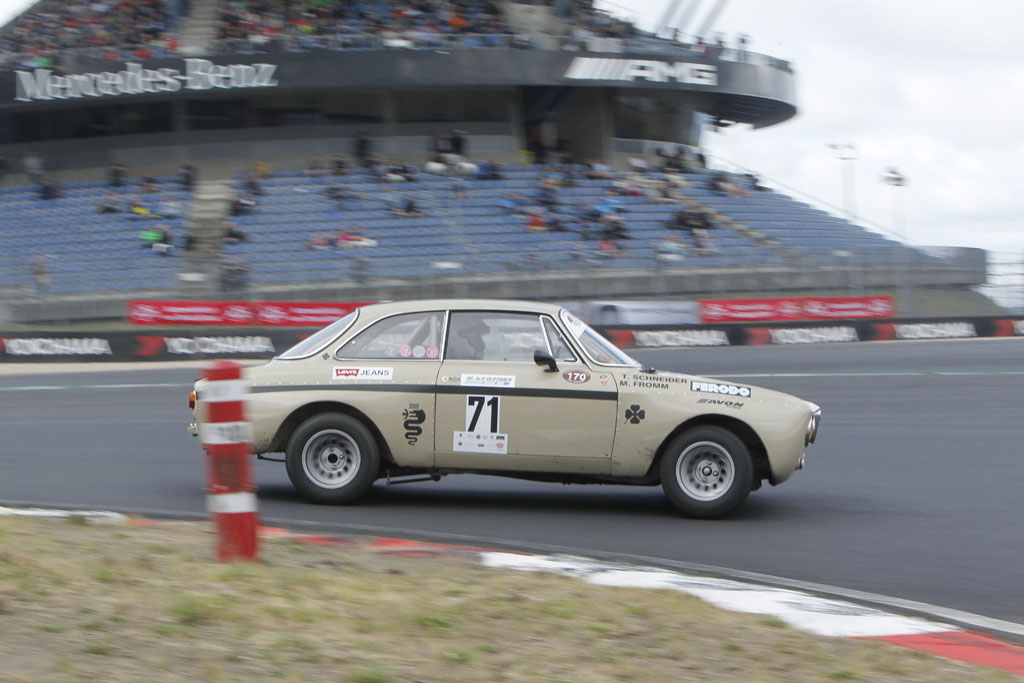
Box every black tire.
[660,425,753,519]
[285,412,380,504]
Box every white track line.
[0,382,190,392]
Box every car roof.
[354,299,566,318]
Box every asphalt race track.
[1,339,1022,627]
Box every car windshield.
[559,309,640,367]
[276,311,358,360]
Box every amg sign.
[564,58,717,85]
[14,59,278,103]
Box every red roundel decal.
[562,370,590,384]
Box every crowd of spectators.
[0,0,181,68]
[0,0,758,71]
[215,0,510,48]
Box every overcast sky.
[597,0,1023,254]
[1,0,1020,253]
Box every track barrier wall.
[0,318,1022,362]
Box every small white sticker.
[333,367,394,380]
[461,373,515,388]
[453,431,509,454]
[199,421,253,445]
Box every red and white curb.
[3,508,1022,676]
[0,505,128,524]
[478,552,1024,676]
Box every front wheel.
[285,413,380,504]
[660,426,753,518]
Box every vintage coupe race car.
[190,299,820,518]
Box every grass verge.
[0,516,1013,682]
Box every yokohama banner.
[128,301,369,326]
[699,296,893,323]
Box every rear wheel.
[286,413,379,504]
[660,426,753,518]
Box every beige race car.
[191,299,820,518]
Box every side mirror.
[534,349,558,372]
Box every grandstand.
[0,0,992,323]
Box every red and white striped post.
[199,360,259,561]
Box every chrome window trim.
[334,309,447,361]
[558,308,640,368]
[274,309,360,361]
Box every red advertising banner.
[699,296,893,323]
[252,302,367,326]
[128,301,369,326]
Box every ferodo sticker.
[690,381,751,398]
[562,370,590,384]
[333,367,393,380]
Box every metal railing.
[2,32,792,72]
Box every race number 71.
[466,395,499,433]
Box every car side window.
[447,312,546,362]
[542,318,577,362]
[337,312,443,359]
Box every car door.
[434,310,617,474]
[331,309,444,468]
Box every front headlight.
[805,402,822,445]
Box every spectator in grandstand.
[156,197,182,219]
[179,161,196,192]
[108,163,128,188]
[649,180,678,204]
[353,132,372,168]
[230,192,256,216]
[140,173,158,194]
[306,156,327,178]
[743,173,766,192]
[656,235,688,262]
[224,220,248,244]
[392,196,423,218]
[352,253,370,284]
[22,151,43,185]
[596,238,618,257]
[221,256,249,293]
[335,227,377,248]
[243,173,264,196]
[130,197,154,218]
[584,159,612,180]
[38,176,61,200]
[31,255,50,295]
[0,155,8,186]
[451,130,467,157]
[431,131,454,156]
[308,233,332,251]
[601,211,629,243]
[332,155,348,176]
[96,191,120,214]
[710,172,744,197]
[325,185,355,207]
[692,227,718,256]
[140,225,171,254]
[253,160,272,179]
[526,209,547,232]
[499,193,525,214]
[477,160,503,181]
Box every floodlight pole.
[828,143,858,219]
[882,166,907,242]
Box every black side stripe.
[437,386,617,401]
[249,384,617,401]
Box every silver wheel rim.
[675,441,735,502]
[302,429,361,489]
